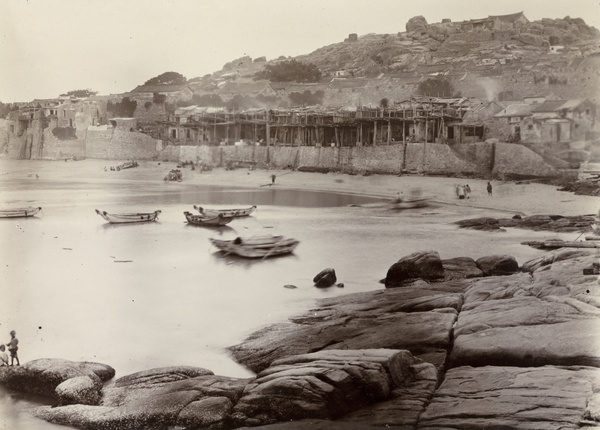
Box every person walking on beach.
[271,174,276,185]
[6,330,19,366]
[487,181,493,196]
[0,345,8,366]
[464,184,471,199]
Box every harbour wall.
[2,125,557,178]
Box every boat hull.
[209,236,299,258]
[0,207,42,218]
[96,209,161,224]
[194,205,256,218]
[184,211,233,226]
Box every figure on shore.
[456,184,465,199]
[271,174,276,185]
[0,345,8,366]
[6,330,19,366]
[487,181,493,196]
[464,184,471,199]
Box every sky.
[1,0,599,102]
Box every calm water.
[0,162,564,429]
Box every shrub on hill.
[107,97,137,118]
[254,60,322,83]
[289,90,324,106]
[143,72,187,86]
[416,78,456,97]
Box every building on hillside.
[519,99,597,143]
[461,12,528,32]
[217,81,277,101]
[488,12,529,30]
[128,84,193,103]
[448,100,503,143]
[523,94,560,105]
[492,103,536,142]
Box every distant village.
[0,11,599,166]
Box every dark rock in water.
[336,283,344,288]
[314,268,337,287]
[441,257,483,280]
[475,255,519,276]
[512,214,522,219]
[284,284,297,289]
[0,359,114,405]
[384,250,444,287]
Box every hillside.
[194,13,600,106]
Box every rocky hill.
[196,13,600,106]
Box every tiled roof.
[530,100,568,113]
[131,84,190,93]
[493,103,535,117]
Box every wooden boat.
[209,235,300,258]
[184,211,233,226]
[95,209,161,224]
[119,160,139,169]
[193,205,256,218]
[389,198,430,209]
[0,206,42,218]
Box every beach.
[1,158,597,217]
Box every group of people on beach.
[0,330,19,367]
[455,182,493,199]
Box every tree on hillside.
[289,90,324,107]
[107,97,137,117]
[60,89,98,98]
[254,60,321,83]
[416,78,455,97]
[143,72,187,86]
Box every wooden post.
[265,110,270,147]
[387,120,391,145]
[373,120,377,145]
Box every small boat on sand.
[95,209,161,224]
[209,235,299,258]
[0,206,42,218]
[184,211,233,226]
[193,205,256,218]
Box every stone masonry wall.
[106,129,160,160]
[161,141,557,179]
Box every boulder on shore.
[384,250,445,287]
[0,358,114,405]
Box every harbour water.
[0,160,569,429]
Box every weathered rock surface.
[231,349,436,427]
[457,213,595,232]
[36,366,250,430]
[383,250,445,287]
[441,256,483,280]
[475,254,519,276]
[228,283,465,373]
[418,365,600,429]
[0,358,114,404]
[451,252,600,367]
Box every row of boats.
[1,205,299,259]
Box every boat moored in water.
[209,235,300,258]
[95,209,161,224]
[0,207,42,218]
[184,211,234,226]
[193,204,257,218]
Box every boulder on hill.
[406,16,428,33]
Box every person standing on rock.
[6,330,19,366]
[487,181,493,196]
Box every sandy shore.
[1,158,598,217]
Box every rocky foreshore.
[1,248,600,429]
[456,213,597,233]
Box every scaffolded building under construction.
[160,96,485,147]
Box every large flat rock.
[451,253,600,367]
[228,284,467,373]
[417,365,600,429]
